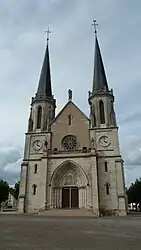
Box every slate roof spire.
[37,36,52,98]
[92,24,109,92]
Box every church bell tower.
[88,21,127,216]
[28,39,56,133]
[88,34,116,129]
[18,32,56,213]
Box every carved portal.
[51,161,88,209]
[62,171,77,186]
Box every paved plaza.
[0,213,141,250]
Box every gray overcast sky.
[0,0,141,186]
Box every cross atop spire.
[92,20,98,36]
[45,27,52,44]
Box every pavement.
[0,212,141,250]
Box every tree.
[14,181,20,199]
[127,178,141,211]
[0,179,9,208]
[9,181,20,200]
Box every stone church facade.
[18,33,127,216]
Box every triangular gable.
[50,101,90,125]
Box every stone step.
[38,208,94,217]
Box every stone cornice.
[21,161,28,167]
[25,131,52,136]
[115,159,123,163]
[89,126,118,131]
[42,153,96,159]
[97,149,114,152]
[97,155,122,159]
[23,158,42,162]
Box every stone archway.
[51,160,88,209]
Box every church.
[18,28,127,216]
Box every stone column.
[45,152,49,210]
[33,106,37,131]
[41,106,45,131]
[25,162,33,213]
[56,188,59,208]
[59,187,62,208]
[18,162,28,213]
[54,188,56,208]
[91,149,99,216]
[115,159,127,216]
[79,187,84,208]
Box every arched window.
[33,184,37,195]
[37,106,42,129]
[105,161,108,172]
[34,164,37,174]
[106,183,110,195]
[99,100,105,124]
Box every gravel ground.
[0,214,141,250]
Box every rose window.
[62,135,77,151]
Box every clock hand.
[104,137,107,143]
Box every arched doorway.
[51,160,88,209]
[62,187,78,208]
[62,171,78,208]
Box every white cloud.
[0,145,22,172]
[50,0,63,3]
[4,158,22,174]
[0,0,141,185]
[122,135,141,163]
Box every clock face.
[99,136,110,147]
[32,140,43,151]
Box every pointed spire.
[92,27,109,92]
[37,39,52,97]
